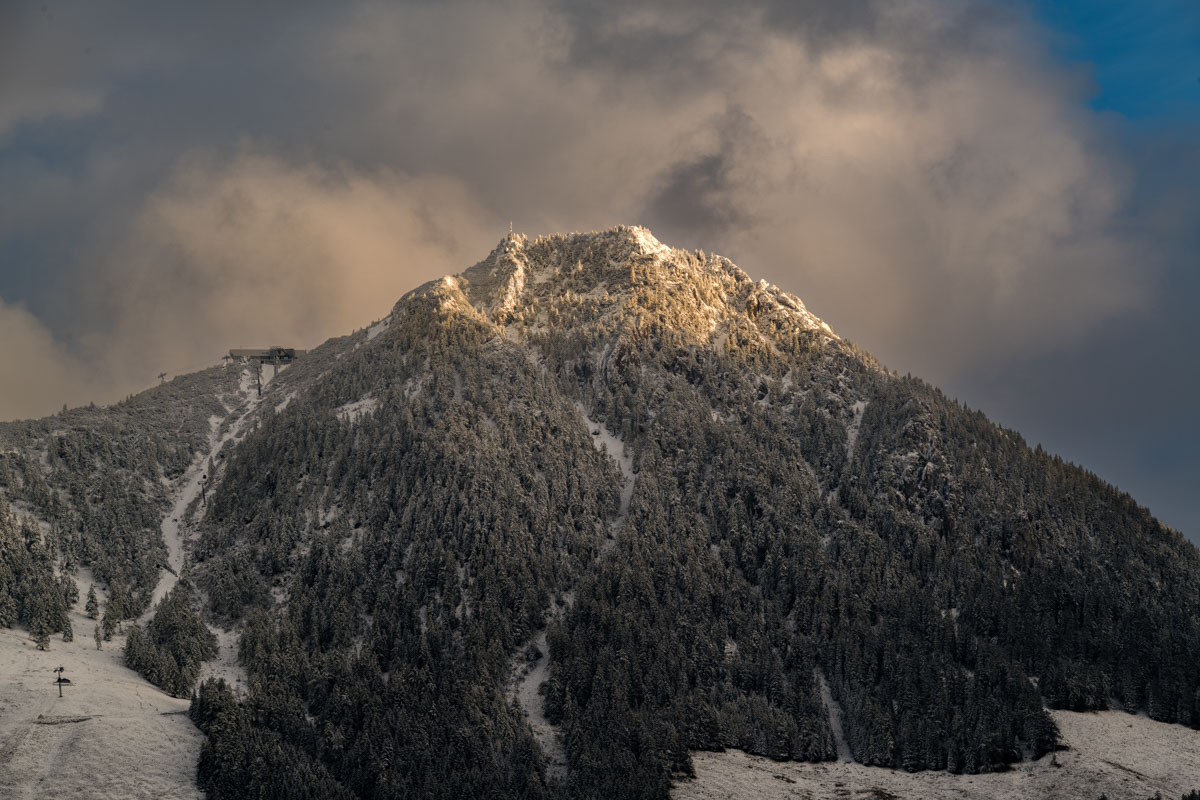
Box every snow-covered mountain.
[3,226,1199,799]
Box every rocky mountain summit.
[438,226,832,339]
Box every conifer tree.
[0,592,15,628]
[61,574,78,608]
[32,617,50,651]
[85,585,99,619]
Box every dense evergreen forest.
[125,583,218,696]
[0,368,238,640]
[0,495,75,649]
[173,229,1200,799]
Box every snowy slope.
[674,710,1200,800]
[0,365,267,799]
[509,626,569,782]
[0,609,203,799]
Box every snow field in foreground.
[674,709,1200,800]
[0,609,203,799]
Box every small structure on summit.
[228,346,307,396]
[228,346,306,366]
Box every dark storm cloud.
[940,122,1200,536]
[0,0,1195,536]
[557,0,884,67]
[642,109,763,249]
[647,150,745,247]
[760,0,882,40]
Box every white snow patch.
[845,399,867,461]
[493,257,527,318]
[366,317,389,341]
[509,628,568,781]
[628,225,672,258]
[531,263,559,285]
[816,669,853,763]
[237,367,254,396]
[575,403,634,539]
[72,566,105,611]
[235,360,285,396]
[197,627,246,693]
[0,615,203,799]
[509,596,575,784]
[6,501,51,538]
[403,372,429,400]
[674,710,1200,800]
[336,396,379,424]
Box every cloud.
[0,0,1189,411]
[1,149,500,416]
[641,109,764,244]
[83,149,501,385]
[0,4,103,140]
[0,298,94,420]
[287,0,1159,378]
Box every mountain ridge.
[403,225,836,350]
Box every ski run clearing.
[0,367,267,798]
[150,365,260,618]
[0,612,203,799]
[674,709,1200,800]
[147,414,221,611]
